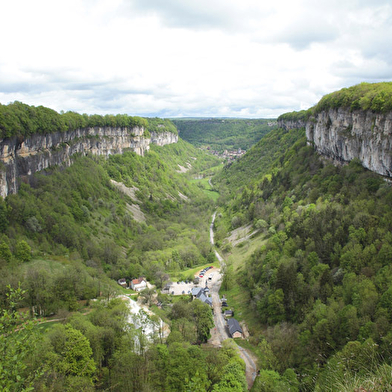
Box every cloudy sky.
[0,0,391,118]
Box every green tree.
[0,241,12,264]
[267,289,285,324]
[46,324,96,384]
[0,285,41,391]
[0,197,8,233]
[221,263,235,291]
[190,300,214,343]
[15,240,31,263]
[212,362,247,392]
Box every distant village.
[206,147,246,162]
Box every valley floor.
[208,211,258,390]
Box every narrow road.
[208,211,257,390]
[210,211,225,265]
[210,211,217,245]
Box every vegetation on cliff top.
[314,82,392,113]
[277,109,312,123]
[278,82,392,123]
[0,101,178,139]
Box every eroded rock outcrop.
[277,118,307,130]
[305,108,392,177]
[0,127,178,197]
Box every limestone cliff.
[0,126,178,197]
[277,118,306,130]
[305,108,392,177]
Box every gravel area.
[164,267,220,295]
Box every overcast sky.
[0,0,391,118]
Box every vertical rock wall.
[0,127,178,198]
[305,108,392,177]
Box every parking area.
[164,266,220,295]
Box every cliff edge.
[306,108,392,177]
[278,82,392,178]
[0,126,178,198]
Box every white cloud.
[0,0,391,118]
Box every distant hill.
[172,118,277,151]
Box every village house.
[130,277,147,292]
[191,286,212,306]
[227,318,243,338]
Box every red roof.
[132,278,145,285]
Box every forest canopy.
[0,101,177,139]
[278,82,392,123]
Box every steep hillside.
[0,137,221,304]
[213,121,392,390]
[172,118,276,151]
[0,128,239,390]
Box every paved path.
[208,211,257,390]
[208,274,229,346]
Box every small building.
[117,278,127,288]
[227,318,243,338]
[191,287,204,298]
[191,287,212,307]
[130,277,147,292]
[223,309,234,318]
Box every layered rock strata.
[0,126,178,197]
[305,108,392,177]
[279,108,392,178]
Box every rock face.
[0,127,178,198]
[150,131,179,146]
[277,119,306,130]
[305,108,392,177]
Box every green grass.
[21,256,71,273]
[189,176,220,202]
[225,232,267,272]
[220,284,261,335]
[37,320,62,332]
[202,189,220,202]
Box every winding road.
[208,211,258,390]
